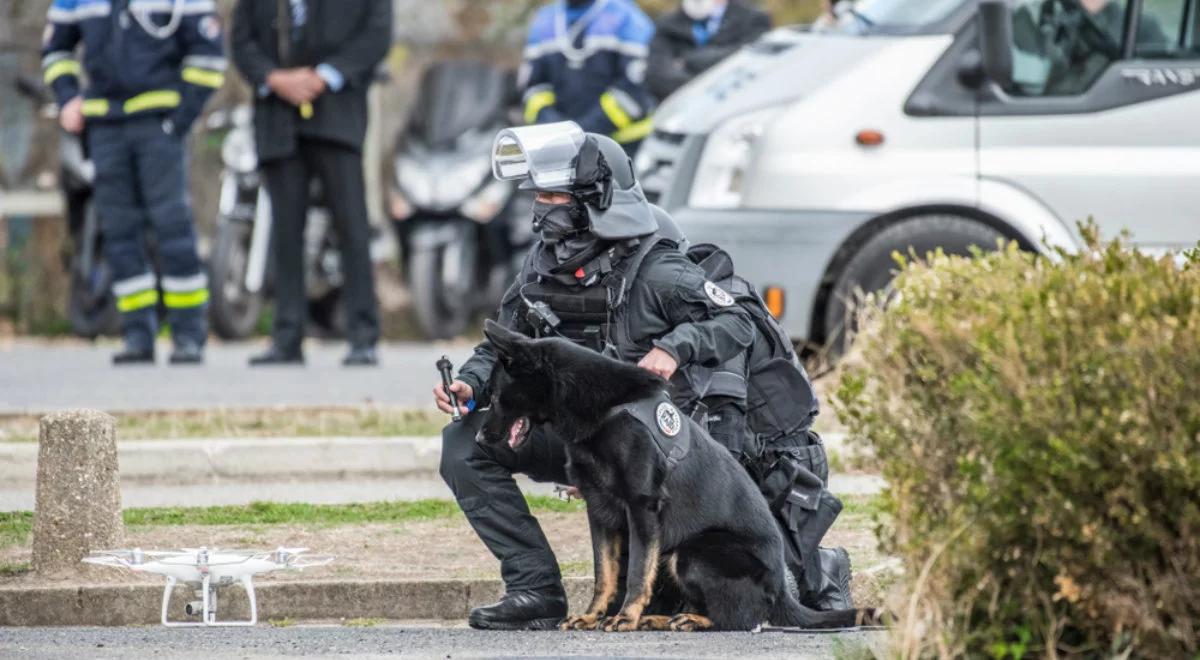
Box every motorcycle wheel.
[67,252,119,339]
[410,241,476,341]
[209,219,265,339]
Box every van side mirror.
[978,0,1014,89]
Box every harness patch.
[704,281,735,307]
[655,402,682,437]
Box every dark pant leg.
[260,151,310,352]
[301,139,379,348]
[130,117,207,346]
[439,413,570,591]
[88,121,156,350]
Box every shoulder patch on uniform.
[199,14,221,41]
[704,281,735,307]
[655,402,682,437]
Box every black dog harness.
[605,392,693,470]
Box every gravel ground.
[0,623,888,659]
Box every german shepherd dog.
[477,320,876,632]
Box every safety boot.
[467,585,567,630]
[112,346,155,365]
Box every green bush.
[836,225,1200,658]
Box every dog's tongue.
[508,419,526,449]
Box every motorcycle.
[389,61,532,340]
[15,74,120,338]
[206,104,345,339]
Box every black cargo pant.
[440,412,570,592]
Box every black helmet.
[492,121,658,240]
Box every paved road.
[0,624,887,659]
[0,339,476,414]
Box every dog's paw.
[601,613,640,632]
[560,613,602,631]
[668,613,713,632]
[636,615,673,631]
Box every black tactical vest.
[520,238,663,353]
[606,392,694,471]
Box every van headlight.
[688,106,783,210]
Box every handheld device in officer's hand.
[436,356,462,422]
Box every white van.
[637,0,1200,347]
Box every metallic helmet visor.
[491,121,586,191]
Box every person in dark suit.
[646,0,771,101]
[231,0,391,366]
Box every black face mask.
[532,199,600,266]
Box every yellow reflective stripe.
[181,67,225,89]
[612,117,653,144]
[599,91,633,130]
[123,90,181,114]
[117,290,159,313]
[524,90,556,125]
[163,289,209,309]
[44,60,81,84]
[81,99,110,116]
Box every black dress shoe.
[342,345,378,367]
[169,343,205,365]
[112,347,155,365]
[248,345,304,366]
[467,586,567,631]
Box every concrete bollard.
[31,409,124,576]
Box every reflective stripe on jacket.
[42,0,225,131]
[519,0,656,145]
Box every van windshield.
[830,0,969,35]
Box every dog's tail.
[769,590,881,630]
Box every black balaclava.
[532,198,606,271]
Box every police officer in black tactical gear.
[435,121,753,630]
[435,121,850,630]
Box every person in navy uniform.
[42,0,226,364]
[520,0,656,155]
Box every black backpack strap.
[603,234,672,309]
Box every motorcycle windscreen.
[491,121,586,191]
[408,61,516,147]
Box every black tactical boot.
[467,585,567,630]
[812,546,854,611]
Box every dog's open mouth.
[508,417,531,450]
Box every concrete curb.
[0,433,853,486]
[0,437,442,485]
[0,578,594,627]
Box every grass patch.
[0,406,447,443]
[343,617,383,628]
[0,561,31,577]
[2,496,587,548]
[267,617,295,628]
[0,511,33,548]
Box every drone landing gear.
[161,574,258,627]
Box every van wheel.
[822,214,1006,356]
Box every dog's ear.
[484,320,528,365]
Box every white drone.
[83,547,333,626]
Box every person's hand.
[638,347,679,380]
[59,96,84,134]
[433,379,474,416]
[267,69,325,106]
